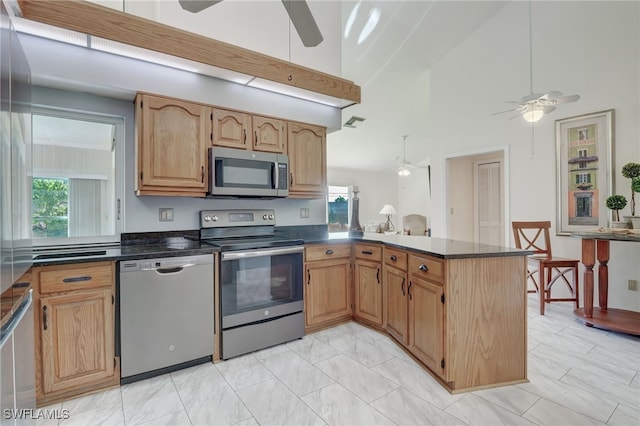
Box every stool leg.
[574,264,580,309]
[539,266,546,315]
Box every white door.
[474,160,503,245]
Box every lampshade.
[379,204,397,215]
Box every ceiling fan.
[493,1,579,122]
[178,0,324,47]
[395,135,427,177]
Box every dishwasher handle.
[140,263,196,274]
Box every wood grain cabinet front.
[353,244,383,327]
[135,93,210,197]
[34,261,118,405]
[212,108,251,149]
[304,244,352,331]
[288,122,326,198]
[253,116,286,153]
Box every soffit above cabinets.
[15,0,360,108]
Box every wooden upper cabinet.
[135,93,210,196]
[212,108,250,149]
[253,116,286,153]
[288,122,327,198]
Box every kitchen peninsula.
[304,232,530,394]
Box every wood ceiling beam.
[17,0,360,104]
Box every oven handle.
[222,246,304,261]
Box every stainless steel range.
[199,209,304,359]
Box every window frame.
[31,106,125,247]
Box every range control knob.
[268,214,274,220]
[263,214,268,220]
[204,215,211,222]
[212,215,219,222]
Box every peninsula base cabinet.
[33,261,119,406]
[304,244,352,332]
[353,244,383,327]
[402,253,527,392]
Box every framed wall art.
[555,109,614,235]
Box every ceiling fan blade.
[544,90,563,99]
[178,0,222,13]
[553,94,580,104]
[520,93,544,102]
[542,106,556,114]
[492,107,522,115]
[281,0,323,47]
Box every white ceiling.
[30,0,510,171]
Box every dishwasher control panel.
[120,254,213,273]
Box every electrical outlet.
[300,208,309,218]
[159,208,174,222]
[628,279,638,291]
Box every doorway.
[445,148,508,245]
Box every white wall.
[397,167,431,233]
[427,1,640,311]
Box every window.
[576,173,591,184]
[578,149,587,157]
[327,185,350,233]
[32,109,124,245]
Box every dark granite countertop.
[30,225,530,266]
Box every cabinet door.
[212,109,250,149]
[385,266,408,344]
[305,260,351,328]
[40,289,115,395]
[136,94,210,195]
[408,276,445,377]
[354,259,382,326]
[288,123,326,197]
[253,116,286,153]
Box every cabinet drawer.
[384,247,407,271]
[39,262,114,294]
[408,254,444,283]
[354,244,382,261]
[305,244,351,262]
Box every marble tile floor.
[40,295,640,426]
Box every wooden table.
[572,231,640,335]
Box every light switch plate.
[300,208,309,218]
[159,208,174,221]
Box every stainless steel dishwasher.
[119,254,214,384]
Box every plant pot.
[630,217,640,229]
[610,221,629,229]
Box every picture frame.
[556,109,614,235]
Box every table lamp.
[379,204,397,232]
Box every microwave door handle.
[272,162,278,189]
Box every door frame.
[473,158,504,245]
[444,145,510,246]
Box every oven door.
[220,246,303,328]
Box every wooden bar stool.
[512,221,580,315]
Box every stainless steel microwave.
[208,147,289,198]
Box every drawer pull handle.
[43,305,48,330]
[408,281,413,300]
[401,278,405,296]
[361,250,373,255]
[418,264,429,272]
[390,255,397,261]
[62,276,92,283]
[325,249,334,255]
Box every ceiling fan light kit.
[494,1,580,123]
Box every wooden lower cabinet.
[353,259,382,326]
[34,261,118,405]
[408,276,445,378]
[304,255,351,331]
[40,289,115,394]
[384,265,408,344]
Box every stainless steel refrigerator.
[1,0,35,423]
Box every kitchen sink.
[33,250,107,260]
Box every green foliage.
[334,196,347,203]
[621,162,640,179]
[32,178,69,237]
[606,195,627,210]
[632,176,640,193]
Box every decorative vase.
[349,187,363,236]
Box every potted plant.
[606,195,628,228]
[621,162,640,225]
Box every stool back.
[512,221,553,259]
